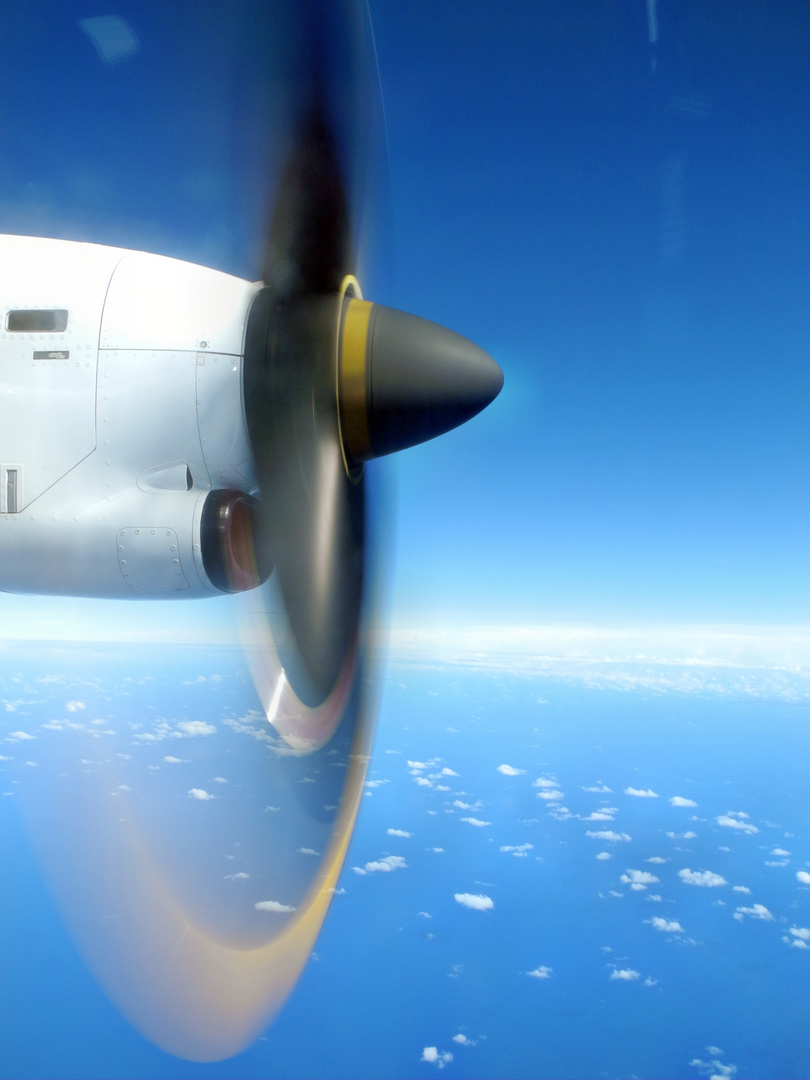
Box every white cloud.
[225,872,249,880]
[387,828,412,838]
[440,767,459,777]
[353,855,407,875]
[500,843,533,855]
[610,968,640,981]
[690,1054,738,1079]
[7,731,35,741]
[625,787,658,798]
[533,777,559,789]
[421,1047,453,1068]
[595,852,613,860]
[582,783,612,793]
[666,831,697,840]
[187,788,214,800]
[716,814,758,835]
[454,893,494,911]
[65,700,85,712]
[213,776,228,784]
[797,871,810,885]
[734,903,773,921]
[790,927,810,940]
[452,1034,474,1046]
[648,916,684,933]
[646,856,667,864]
[587,830,632,842]
[670,796,697,807]
[407,760,427,769]
[297,847,320,856]
[620,870,660,890]
[733,885,751,894]
[255,900,296,913]
[679,868,727,887]
[526,965,553,978]
[537,790,564,801]
[771,848,791,856]
[497,764,525,776]
[461,817,490,827]
[163,755,184,764]
[418,911,432,919]
[583,811,616,821]
[177,720,216,737]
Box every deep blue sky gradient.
[369,0,810,626]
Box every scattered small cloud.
[646,856,667,864]
[177,720,216,737]
[500,843,533,856]
[533,777,559,789]
[421,1047,453,1068]
[7,731,35,741]
[255,900,296,913]
[526,965,553,979]
[679,868,727,887]
[461,817,490,827]
[690,1052,737,1079]
[65,701,85,712]
[610,968,640,981]
[163,756,184,764]
[797,871,810,885]
[297,847,320,857]
[225,872,249,880]
[387,828,412,838]
[595,852,613,860]
[733,885,752,894]
[454,893,494,911]
[497,764,525,776]
[771,848,791,856]
[187,788,214,801]
[582,783,612,793]
[734,903,773,922]
[670,796,697,807]
[716,814,758,835]
[452,1034,475,1046]
[587,830,632,842]
[625,787,658,798]
[353,855,407,875]
[620,870,660,890]
[647,916,684,933]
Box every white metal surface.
[0,235,261,600]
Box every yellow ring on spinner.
[335,274,370,479]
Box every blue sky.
[369,0,810,628]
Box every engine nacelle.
[0,235,263,599]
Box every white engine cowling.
[0,235,264,598]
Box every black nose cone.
[339,301,503,462]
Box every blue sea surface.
[1,646,809,1078]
